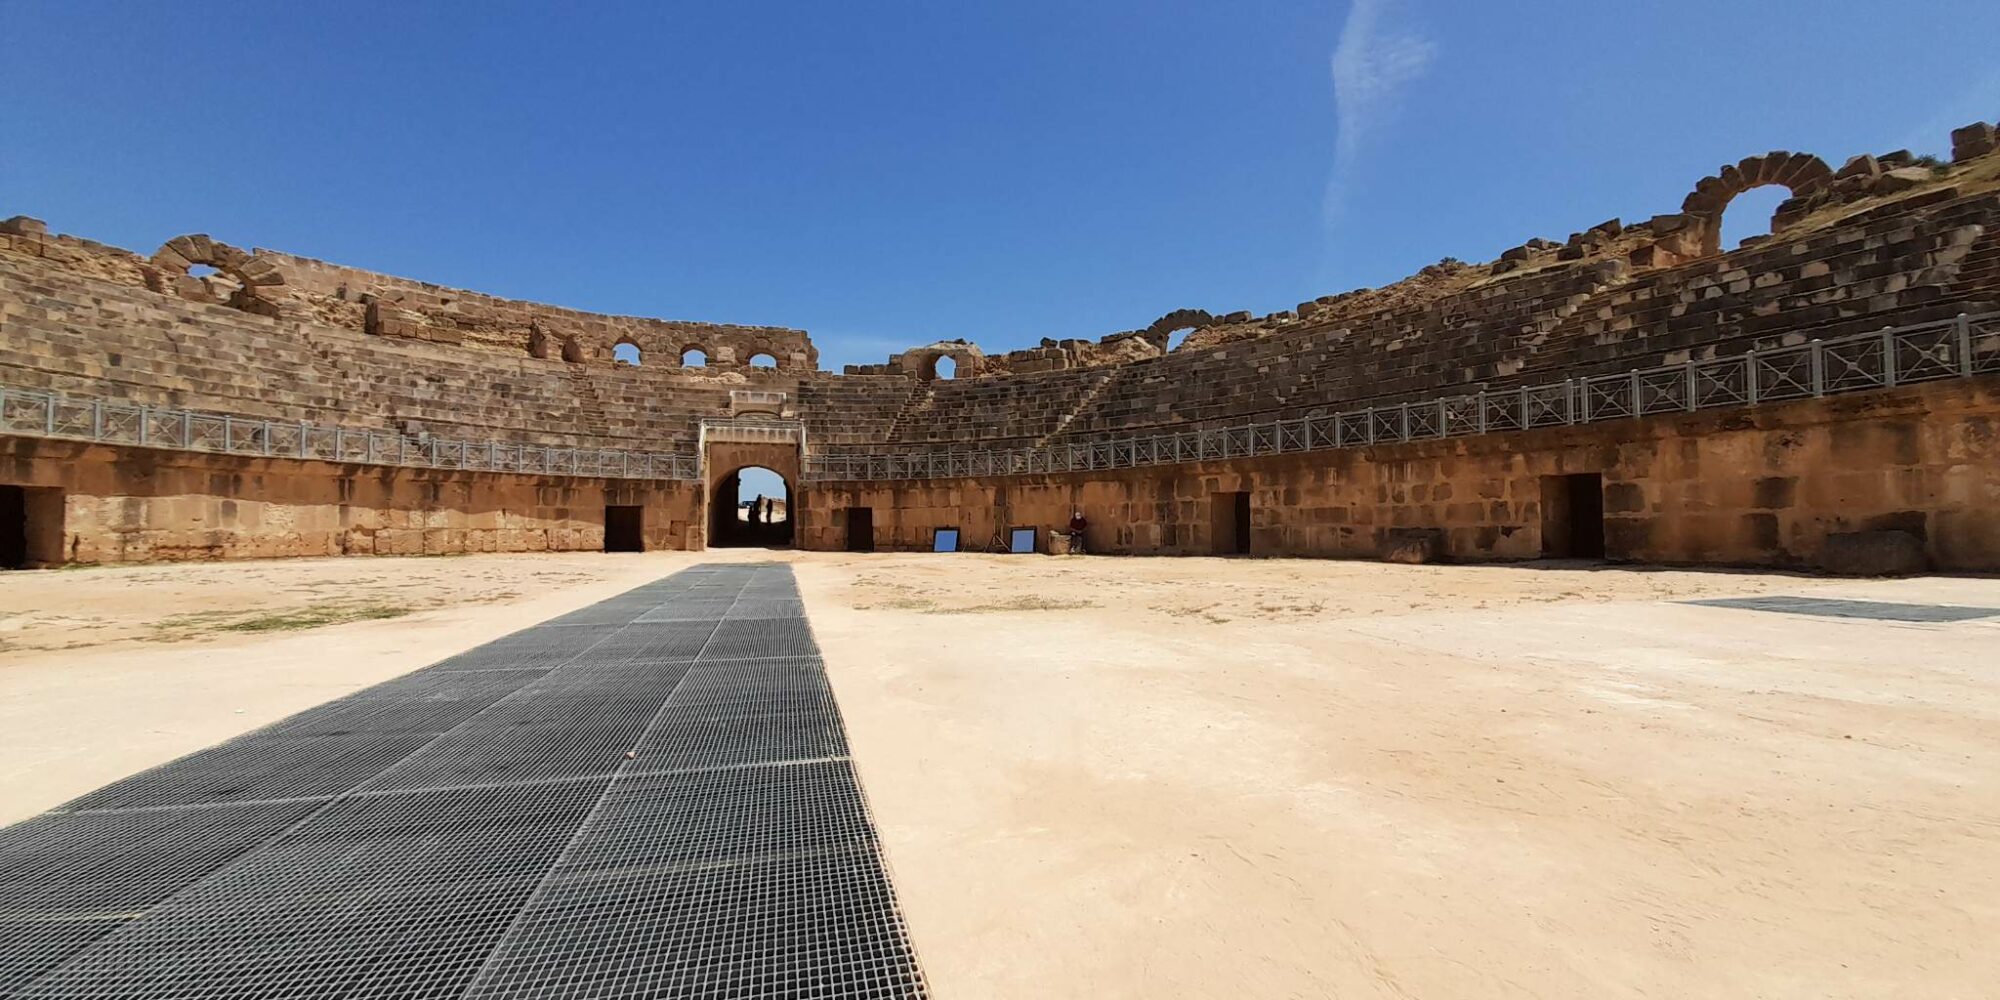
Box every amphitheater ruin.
[4,130,1999,572]
[4,124,2000,999]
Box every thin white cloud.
[1325,0,1437,220]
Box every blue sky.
[4,1,1998,377]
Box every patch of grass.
[221,604,411,633]
[860,596,940,612]
[151,602,412,640]
[927,595,1098,614]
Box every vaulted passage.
[0,564,929,998]
[712,465,794,548]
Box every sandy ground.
[791,553,2000,1000]
[0,552,707,822]
[4,550,1998,998]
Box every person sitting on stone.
[1067,509,1088,554]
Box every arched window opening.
[749,353,778,369]
[712,465,792,548]
[1165,328,1195,352]
[931,355,957,380]
[612,341,642,366]
[681,347,708,368]
[1718,185,1794,250]
[560,337,585,364]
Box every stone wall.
[796,379,2000,572]
[5,124,2000,568]
[0,437,699,564]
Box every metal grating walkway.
[0,563,929,999]
[1683,595,2000,623]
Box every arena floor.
[3,551,1997,997]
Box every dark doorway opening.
[1211,491,1251,555]
[1541,473,1605,558]
[712,466,794,548]
[0,486,25,569]
[845,507,875,552]
[0,485,61,569]
[604,505,644,552]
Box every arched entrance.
[1679,150,1835,256]
[711,465,793,547]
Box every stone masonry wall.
[796,379,2000,572]
[0,438,700,564]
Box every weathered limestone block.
[1818,529,1929,576]
[1872,167,1934,195]
[1951,121,1996,163]
[1381,527,1445,564]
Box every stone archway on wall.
[146,234,287,315]
[905,345,981,381]
[702,436,802,549]
[1679,151,1835,256]
[1141,308,1217,352]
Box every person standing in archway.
[751,493,764,525]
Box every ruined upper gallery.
[3,121,1999,453]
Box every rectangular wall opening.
[0,485,62,569]
[1008,527,1037,554]
[845,507,875,552]
[1541,473,1604,559]
[932,527,961,553]
[1211,491,1251,555]
[603,505,645,552]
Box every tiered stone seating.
[0,262,349,419]
[1039,188,2000,442]
[6,179,1999,465]
[795,377,915,444]
[883,368,1112,445]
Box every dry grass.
[150,602,411,640]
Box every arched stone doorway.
[711,465,793,547]
[703,436,801,549]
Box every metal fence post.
[261,420,273,456]
[1564,380,1577,424]
[1628,369,1641,416]
[1745,352,1759,404]
[1399,403,1410,442]
[1880,327,1898,389]
[299,422,309,459]
[1810,340,1825,397]
[1683,360,1698,411]
[47,393,59,435]
[1957,313,1973,377]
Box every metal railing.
[804,311,2000,481]
[0,386,700,480]
[3,311,1992,485]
